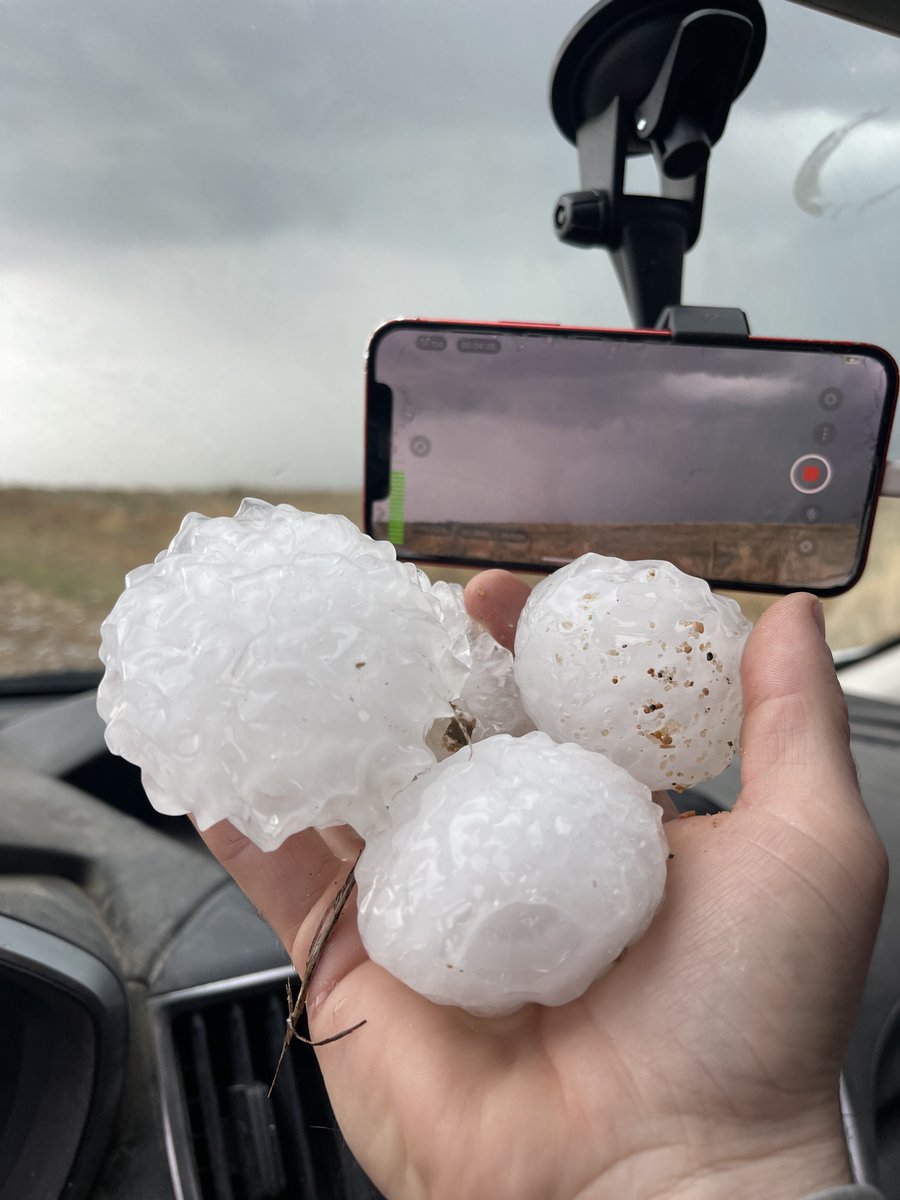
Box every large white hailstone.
[514,555,751,792]
[97,499,470,846]
[428,580,535,745]
[357,732,668,1016]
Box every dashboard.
[0,670,899,1198]
[0,681,380,1200]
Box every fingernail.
[811,598,826,637]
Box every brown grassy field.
[0,488,485,676]
[1,487,898,676]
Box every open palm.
[201,585,886,1200]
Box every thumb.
[463,569,532,652]
[738,592,864,825]
[736,593,887,1025]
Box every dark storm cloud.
[0,0,585,249]
[5,0,897,253]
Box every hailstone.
[97,499,470,846]
[427,580,535,745]
[357,732,668,1016]
[514,555,751,791]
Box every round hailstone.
[97,499,470,847]
[357,732,668,1016]
[514,555,751,792]
[428,581,535,747]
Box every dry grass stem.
[269,854,364,1095]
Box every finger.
[737,592,862,820]
[319,823,366,861]
[198,819,343,952]
[464,569,532,651]
[304,890,370,1017]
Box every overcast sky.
[1,0,899,490]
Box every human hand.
[200,580,887,1200]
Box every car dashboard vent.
[156,972,382,1200]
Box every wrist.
[585,1110,852,1200]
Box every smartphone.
[364,319,898,595]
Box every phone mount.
[550,0,766,328]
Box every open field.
[1,487,899,676]
[0,488,484,676]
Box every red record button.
[790,454,832,495]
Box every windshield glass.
[1,0,898,678]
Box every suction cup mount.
[550,0,766,328]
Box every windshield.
[2,0,898,679]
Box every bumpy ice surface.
[428,581,535,743]
[514,555,751,791]
[357,731,669,1016]
[97,499,470,846]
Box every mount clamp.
[550,0,766,328]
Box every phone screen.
[365,321,897,593]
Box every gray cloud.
[4,0,892,252]
[1,0,899,493]
[0,0,589,250]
